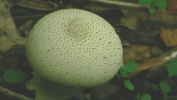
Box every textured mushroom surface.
[26,9,123,87]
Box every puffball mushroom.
[26,8,123,100]
[26,9,123,88]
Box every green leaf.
[3,69,28,83]
[124,61,138,73]
[141,94,151,100]
[124,80,134,90]
[154,0,167,8]
[167,58,177,77]
[159,80,171,93]
[139,0,154,4]
[119,68,130,78]
[148,7,157,14]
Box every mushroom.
[26,9,123,100]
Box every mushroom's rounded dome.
[26,9,123,87]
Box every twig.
[91,0,149,8]
[132,46,177,75]
[13,14,47,20]
[0,86,34,100]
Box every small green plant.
[167,58,177,77]
[149,58,177,99]
[124,80,134,90]
[159,80,171,99]
[136,94,152,100]
[138,0,167,14]
[119,58,177,100]
[124,61,138,73]
[2,69,28,84]
[119,61,137,91]
[120,61,151,100]
[159,81,171,93]
[141,94,151,100]
[119,68,130,78]
[159,58,177,98]
[120,61,137,78]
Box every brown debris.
[132,46,177,76]
[12,0,59,11]
[120,16,137,30]
[124,45,150,63]
[148,9,177,24]
[167,0,177,14]
[123,45,164,63]
[0,0,26,51]
[160,28,177,47]
[18,20,33,36]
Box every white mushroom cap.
[26,9,123,87]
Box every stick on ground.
[0,86,34,100]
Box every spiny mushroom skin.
[26,9,123,87]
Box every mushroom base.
[26,72,84,100]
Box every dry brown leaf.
[123,45,165,63]
[167,0,177,14]
[124,45,151,63]
[0,0,26,51]
[120,16,137,30]
[119,6,148,22]
[160,28,177,47]
[148,9,177,24]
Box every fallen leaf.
[0,0,26,51]
[120,16,137,30]
[160,28,177,47]
[167,0,177,14]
